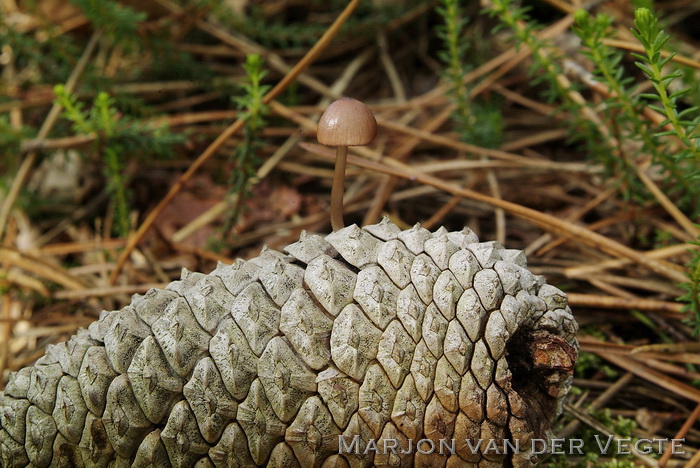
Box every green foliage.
[140,33,218,84]
[0,19,79,85]
[436,0,470,123]
[630,0,653,9]
[485,0,559,90]
[212,0,420,50]
[572,8,700,327]
[436,0,503,148]
[486,3,699,214]
[599,409,637,437]
[572,10,641,180]
[484,0,609,160]
[0,2,211,107]
[54,85,183,237]
[545,408,639,467]
[0,117,32,162]
[238,13,328,49]
[232,54,269,133]
[221,54,271,238]
[679,234,700,335]
[631,9,698,147]
[627,9,700,326]
[55,85,129,235]
[630,8,699,170]
[575,350,619,380]
[68,0,146,44]
[486,4,700,322]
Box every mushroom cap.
[317,97,377,147]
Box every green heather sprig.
[484,0,613,157]
[485,2,698,214]
[215,0,414,50]
[436,0,469,126]
[0,117,32,160]
[484,2,700,332]
[223,54,271,236]
[437,0,502,148]
[629,8,699,213]
[485,0,561,93]
[54,85,183,237]
[572,10,695,206]
[679,235,700,336]
[572,11,640,182]
[55,86,130,236]
[631,8,700,204]
[627,9,700,329]
[68,0,146,43]
[631,8,699,160]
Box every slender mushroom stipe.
[317,97,378,232]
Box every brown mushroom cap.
[317,97,377,147]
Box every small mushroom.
[317,97,377,231]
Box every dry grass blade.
[601,38,700,69]
[659,402,700,467]
[683,451,700,468]
[579,337,700,404]
[580,340,700,365]
[53,283,168,300]
[567,293,685,317]
[566,243,697,278]
[0,247,88,291]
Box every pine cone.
[0,219,578,467]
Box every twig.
[53,283,168,300]
[376,117,598,171]
[362,105,456,226]
[422,195,463,230]
[20,133,96,152]
[356,10,577,226]
[682,445,700,468]
[567,294,685,317]
[377,32,406,103]
[525,186,616,256]
[225,186,438,251]
[583,274,685,296]
[635,160,700,238]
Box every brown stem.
[330,146,348,231]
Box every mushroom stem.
[330,145,348,231]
